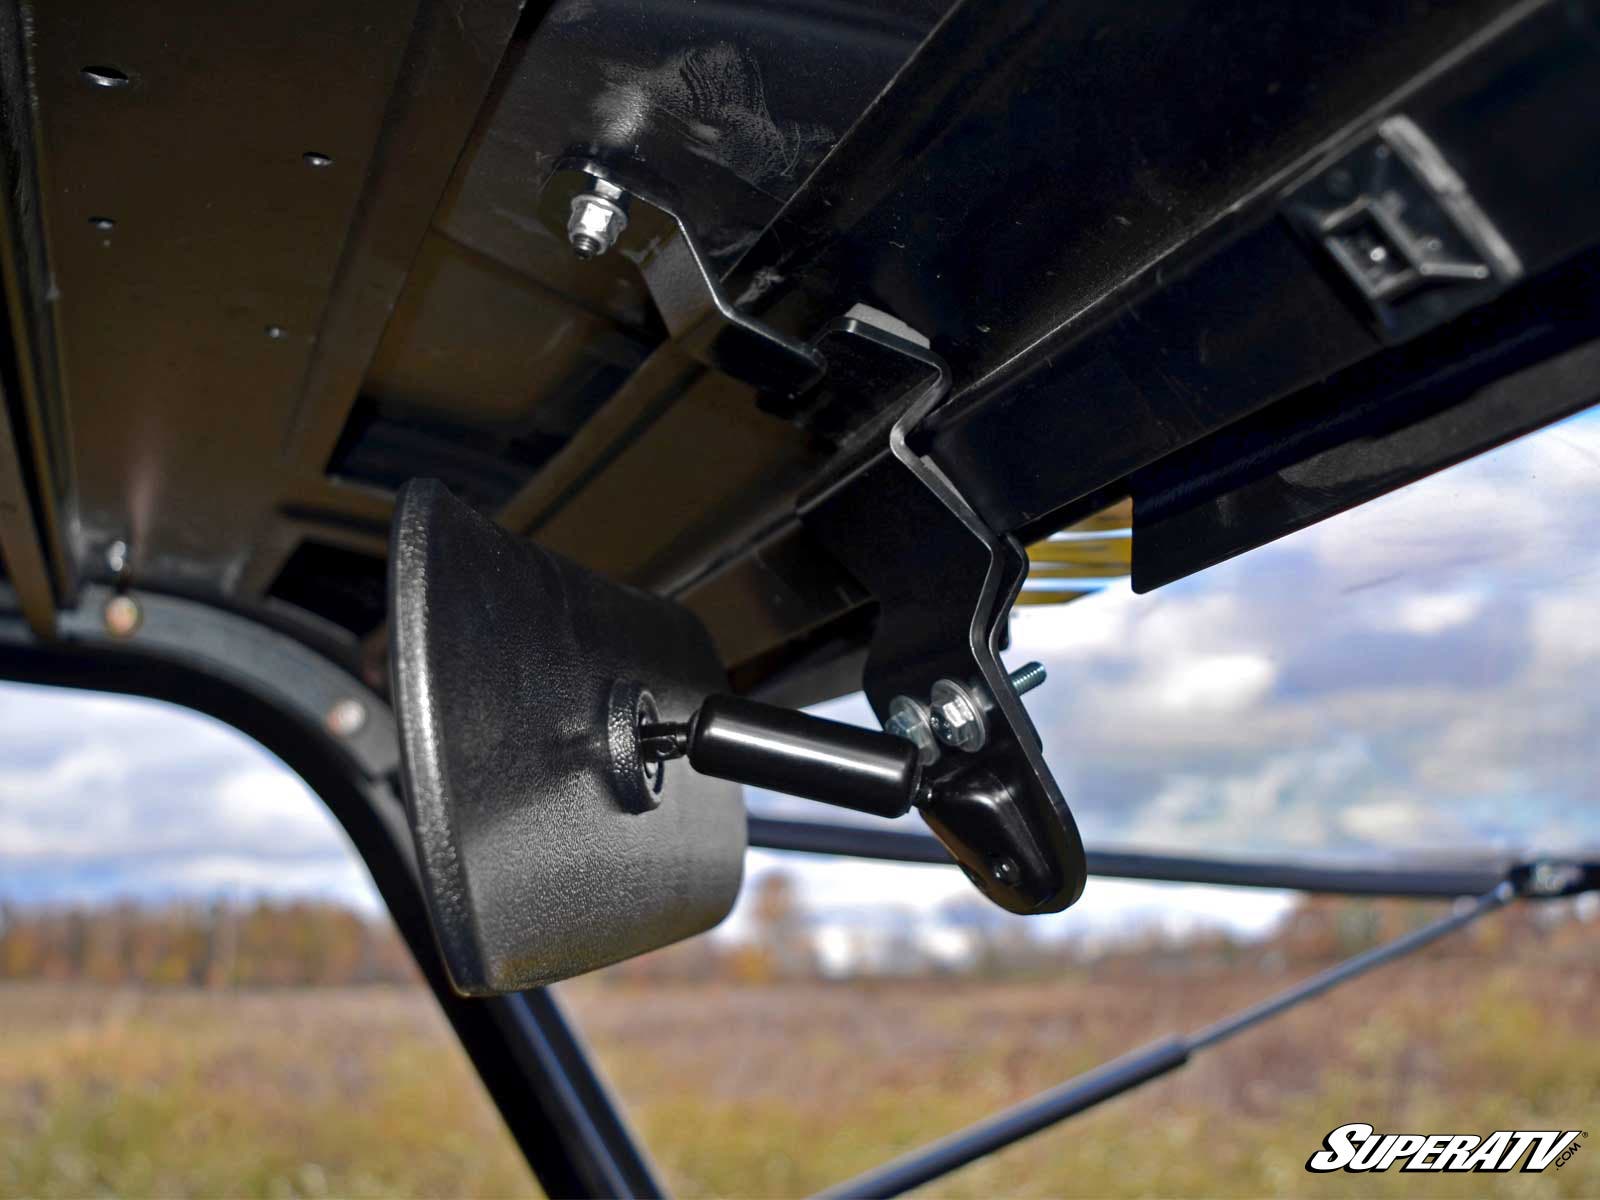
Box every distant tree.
[749,870,817,980]
[0,898,418,987]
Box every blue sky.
[4,410,1600,944]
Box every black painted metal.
[679,695,921,820]
[650,0,1600,691]
[537,162,827,400]
[802,322,1087,914]
[746,816,1521,899]
[817,882,1518,1199]
[1132,244,1600,590]
[389,480,745,993]
[504,0,940,273]
[9,1,1600,1194]
[0,593,661,1198]
[925,0,1600,550]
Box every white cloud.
[721,851,1294,946]
[1383,589,1486,635]
[1152,652,1276,713]
[1004,410,1600,861]
[0,680,380,911]
[6,409,1600,951]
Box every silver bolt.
[924,664,1047,755]
[105,539,128,576]
[885,695,939,766]
[1008,661,1047,696]
[991,856,1020,885]
[325,698,367,738]
[567,187,628,260]
[929,679,987,753]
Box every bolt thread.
[1008,661,1046,696]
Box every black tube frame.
[0,608,663,1199]
[748,816,1516,897]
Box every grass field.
[2,922,1596,1199]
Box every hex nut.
[929,678,987,753]
[325,698,367,737]
[567,193,628,259]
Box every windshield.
[749,408,1600,869]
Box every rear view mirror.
[388,480,745,994]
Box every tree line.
[0,875,1585,988]
[0,898,417,987]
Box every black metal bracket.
[798,322,1087,915]
[539,161,1085,915]
[538,160,825,401]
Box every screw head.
[929,679,987,753]
[325,698,367,737]
[991,856,1020,885]
[103,594,141,638]
[567,193,627,260]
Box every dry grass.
[569,950,1600,1198]
[0,986,536,1198]
[3,933,1598,1197]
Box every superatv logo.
[1307,1124,1587,1173]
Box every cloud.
[721,851,1296,945]
[1150,653,1276,713]
[6,409,1600,943]
[1001,407,1600,862]
[0,682,380,911]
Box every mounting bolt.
[567,181,628,260]
[929,679,987,753]
[325,698,367,738]
[926,664,1047,754]
[885,695,939,766]
[1008,661,1047,697]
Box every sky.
[4,409,1600,945]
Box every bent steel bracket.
[539,161,1084,914]
[538,161,825,401]
[799,320,1087,914]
